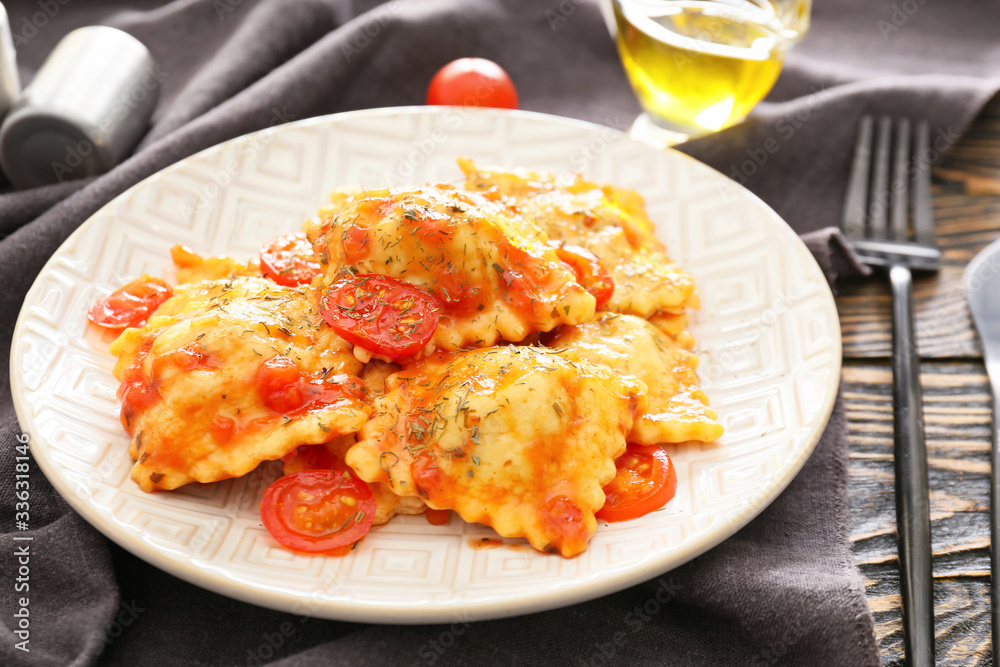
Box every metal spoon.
[964,238,1000,654]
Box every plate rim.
[10,105,843,623]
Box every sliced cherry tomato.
[597,445,677,523]
[260,231,322,287]
[88,276,173,329]
[555,245,614,308]
[319,274,440,359]
[260,468,375,554]
[426,58,518,109]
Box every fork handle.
[890,264,935,666]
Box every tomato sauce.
[425,508,450,525]
[542,495,588,556]
[256,355,365,416]
[119,337,159,432]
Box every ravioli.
[304,185,596,351]
[97,163,725,559]
[110,276,368,491]
[459,159,699,318]
[170,244,260,284]
[345,346,647,557]
[547,313,723,444]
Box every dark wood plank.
[844,361,992,665]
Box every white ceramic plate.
[11,107,841,624]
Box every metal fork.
[843,115,941,667]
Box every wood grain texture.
[845,361,992,666]
[842,102,1000,665]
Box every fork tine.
[869,116,892,240]
[843,115,873,237]
[912,121,935,245]
[891,118,910,240]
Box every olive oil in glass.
[612,0,810,145]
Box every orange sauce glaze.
[425,508,450,526]
[126,344,365,477]
[315,187,590,335]
[119,334,159,432]
[468,537,504,550]
[354,346,633,556]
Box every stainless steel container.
[0,3,21,119]
[0,26,159,189]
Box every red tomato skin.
[319,274,441,360]
[256,356,305,413]
[255,355,365,415]
[260,469,375,554]
[596,445,678,523]
[426,58,518,109]
[260,231,322,287]
[88,276,173,329]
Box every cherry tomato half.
[426,58,518,109]
[555,245,614,308]
[88,276,173,329]
[260,231,322,287]
[260,468,375,554]
[319,274,440,359]
[596,445,677,523]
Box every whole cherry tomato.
[426,58,518,109]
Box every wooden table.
[840,99,1000,665]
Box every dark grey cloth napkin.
[1,1,998,665]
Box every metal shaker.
[0,26,159,189]
[0,3,20,119]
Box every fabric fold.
[2,0,1000,665]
